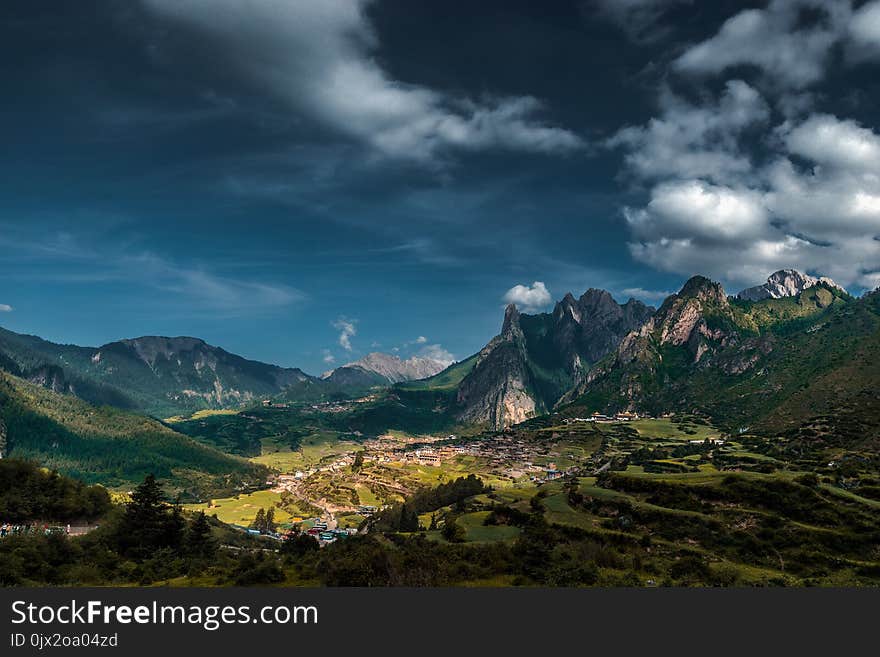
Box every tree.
[186,512,216,559]
[441,515,465,542]
[265,507,276,533]
[118,474,170,558]
[399,503,419,532]
[351,451,364,473]
[281,532,319,558]
[252,508,266,533]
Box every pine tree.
[118,474,168,558]
[265,506,276,533]
[252,508,266,533]
[399,503,419,532]
[186,512,216,559]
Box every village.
[248,416,630,545]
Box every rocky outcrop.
[565,276,745,406]
[551,289,653,375]
[456,289,654,429]
[456,305,537,429]
[737,269,844,301]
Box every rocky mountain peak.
[329,351,452,383]
[579,287,615,308]
[113,336,212,367]
[676,276,728,304]
[501,303,522,337]
[736,269,845,301]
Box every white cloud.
[607,80,768,183]
[605,2,880,290]
[0,304,12,312]
[418,344,456,366]
[619,112,880,288]
[322,349,336,364]
[502,281,552,312]
[332,317,357,351]
[674,0,852,89]
[850,0,880,50]
[780,114,880,171]
[141,0,582,163]
[415,336,428,344]
[625,180,768,243]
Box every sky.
[2,0,880,374]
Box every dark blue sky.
[2,0,880,374]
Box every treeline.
[0,459,112,523]
[369,475,487,533]
[1,473,219,586]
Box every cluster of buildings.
[563,411,644,424]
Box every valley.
[2,268,880,586]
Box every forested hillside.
[0,370,267,500]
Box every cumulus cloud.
[502,281,552,312]
[625,180,768,243]
[418,343,456,366]
[674,0,852,89]
[141,0,582,163]
[608,80,768,183]
[332,317,357,351]
[415,336,428,344]
[0,304,12,312]
[620,111,880,288]
[780,113,880,170]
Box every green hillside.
[0,370,267,500]
[397,354,479,391]
[567,284,875,440]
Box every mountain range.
[322,352,452,388]
[0,328,450,419]
[388,269,869,436]
[1,267,876,491]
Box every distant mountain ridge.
[323,352,452,386]
[737,269,844,301]
[0,329,315,417]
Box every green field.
[184,489,295,526]
[251,431,359,472]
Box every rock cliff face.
[566,272,852,417]
[568,276,744,408]
[456,305,537,428]
[737,269,844,301]
[456,290,654,429]
[551,289,654,377]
